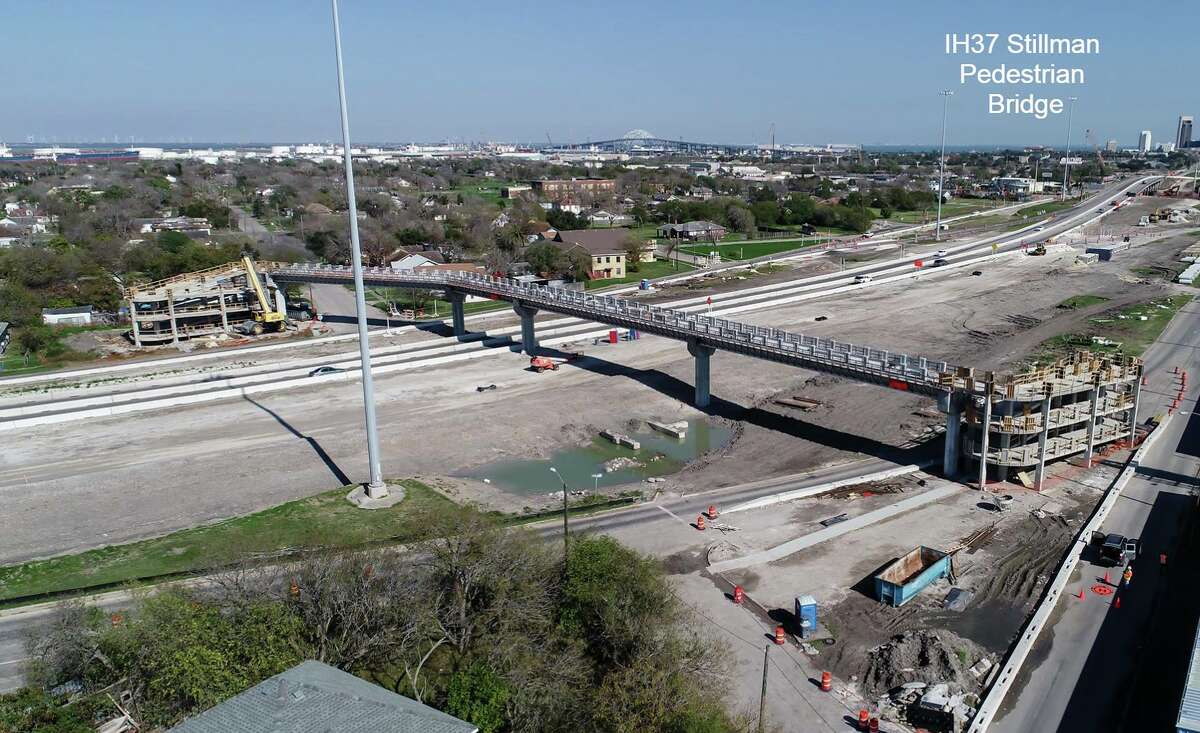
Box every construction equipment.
[529,356,559,373]
[1026,244,1047,256]
[238,255,286,335]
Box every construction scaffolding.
[125,260,289,346]
[943,351,1143,488]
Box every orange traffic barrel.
[774,625,786,645]
[696,515,706,531]
[110,612,123,627]
[708,504,719,519]
[858,709,869,730]
[733,585,745,604]
[868,718,879,733]
[820,671,832,692]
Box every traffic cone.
[1103,570,1111,585]
[1114,596,1121,609]
[774,625,786,645]
[1076,587,1086,600]
[733,585,745,605]
[820,671,832,691]
[869,716,880,732]
[696,515,706,531]
[110,612,123,627]
[707,504,718,519]
[858,709,870,731]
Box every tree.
[524,242,562,276]
[445,662,510,733]
[622,233,645,273]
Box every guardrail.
[272,264,957,394]
[965,414,1173,732]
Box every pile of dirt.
[861,629,986,697]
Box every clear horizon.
[3,0,1195,148]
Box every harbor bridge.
[269,264,1141,487]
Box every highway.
[0,455,903,694]
[0,176,1157,431]
[990,296,1200,732]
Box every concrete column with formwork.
[512,301,539,355]
[687,339,717,408]
[217,288,229,331]
[128,297,142,347]
[1128,366,1143,445]
[1034,387,1053,490]
[1084,383,1101,466]
[978,387,994,491]
[166,289,179,344]
[447,290,467,338]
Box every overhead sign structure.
[1060,157,1084,165]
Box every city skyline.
[2,0,1195,147]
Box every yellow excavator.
[237,255,287,335]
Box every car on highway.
[308,366,346,377]
[853,274,874,284]
[931,258,949,267]
[934,249,949,258]
[1033,226,1046,232]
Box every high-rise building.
[1139,130,1153,153]
[1177,115,1194,149]
[1105,139,1118,153]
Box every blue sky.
[3,0,1194,147]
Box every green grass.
[0,479,454,602]
[1057,294,1110,310]
[677,238,821,261]
[1015,200,1077,219]
[1027,294,1193,365]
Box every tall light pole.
[1062,97,1078,201]
[331,0,386,498]
[549,467,570,564]
[934,90,953,241]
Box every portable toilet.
[795,595,817,639]
[639,278,650,290]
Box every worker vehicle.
[1092,532,1140,567]
[308,366,345,377]
[529,356,559,373]
[853,274,874,284]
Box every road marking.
[655,505,690,526]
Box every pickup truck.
[1091,532,1140,567]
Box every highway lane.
[990,296,1200,732]
[0,176,1155,426]
[0,455,906,693]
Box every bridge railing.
[274,264,954,388]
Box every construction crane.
[239,256,286,335]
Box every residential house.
[656,221,727,241]
[545,229,630,280]
[587,210,632,227]
[0,223,23,247]
[42,306,93,326]
[134,216,213,239]
[688,186,715,200]
[501,184,532,198]
[168,660,477,733]
[531,178,616,203]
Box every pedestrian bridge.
[269,263,958,402]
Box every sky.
[3,0,1195,147]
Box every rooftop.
[168,660,478,733]
[551,228,630,255]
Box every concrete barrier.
[965,415,1173,732]
[723,465,920,513]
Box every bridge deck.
[270,264,956,397]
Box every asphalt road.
[0,455,903,693]
[991,297,1200,732]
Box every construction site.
[1,179,1198,731]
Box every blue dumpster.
[874,546,952,607]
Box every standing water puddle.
[460,419,734,496]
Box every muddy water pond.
[460,419,734,496]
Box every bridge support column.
[1035,391,1052,490]
[687,340,716,408]
[977,389,993,491]
[166,289,179,344]
[513,302,539,355]
[448,290,466,338]
[942,404,962,477]
[1128,369,1142,446]
[1084,385,1100,467]
[217,288,229,331]
[128,297,142,347]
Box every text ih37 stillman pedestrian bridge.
[268,264,1143,488]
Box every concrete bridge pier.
[512,301,539,355]
[977,389,994,491]
[1034,390,1053,490]
[447,290,467,338]
[938,391,964,477]
[687,340,716,408]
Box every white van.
[853,274,874,284]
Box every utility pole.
[1062,97,1078,201]
[331,0,386,498]
[550,467,570,565]
[757,643,769,733]
[935,90,953,241]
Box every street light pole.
[1062,97,1078,202]
[549,467,570,563]
[934,90,953,242]
[331,0,386,498]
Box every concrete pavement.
[991,296,1200,732]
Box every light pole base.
[365,480,389,499]
[345,482,405,509]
